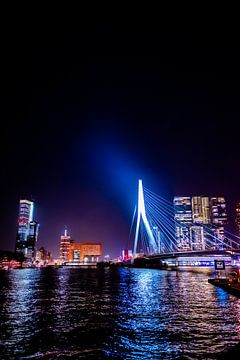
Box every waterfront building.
[35,246,52,263]
[174,197,192,251]
[16,199,33,242]
[191,196,210,249]
[210,197,227,246]
[192,196,210,224]
[59,228,71,261]
[15,199,38,259]
[26,221,39,259]
[190,225,205,251]
[236,201,240,236]
[67,242,102,263]
[121,249,133,261]
[174,196,228,251]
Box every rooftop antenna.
[64,226,68,237]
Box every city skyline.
[174,196,228,252]
[1,26,240,258]
[1,17,240,360]
[8,193,240,259]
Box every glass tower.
[15,199,38,259]
[210,197,227,247]
[174,197,192,251]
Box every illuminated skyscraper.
[236,201,240,236]
[210,197,227,244]
[174,196,228,251]
[190,225,205,251]
[174,197,192,250]
[16,199,33,241]
[191,196,210,250]
[59,228,71,262]
[192,196,210,224]
[15,199,39,259]
[26,221,39,259]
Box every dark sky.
[1,24,240,258]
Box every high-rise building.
[190,225,205,251]
[191,196,210,249]
[236,201,240,236]
[26,221,39,259]
[36,246,52,263]
[174,197,192,251]
[59,228,71,262]
[202,197,211,224]
[16,199,33,242]
[174,196,228,251]
[210,197,227,245]
[15,199,39,259]
[192,196,210,224]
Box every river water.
[0,267,240,359]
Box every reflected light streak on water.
[0,268,240,359]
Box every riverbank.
[208,278,240,298]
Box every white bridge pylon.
[133,179,157,259]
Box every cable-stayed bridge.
[131,180,240,266]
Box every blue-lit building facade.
[15,199,39,260]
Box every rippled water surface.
[0,267,240,359]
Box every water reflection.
[108,269,240,359]
[0,268,240,359]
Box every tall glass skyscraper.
[210,197,227,246]
[173,197,192,250]
[26,221,39,259]
[15,199,39,260]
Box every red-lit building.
[59,228,72,261]
[121,249,133,262]
[67,242,102,263]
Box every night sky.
[1,24,239,258]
